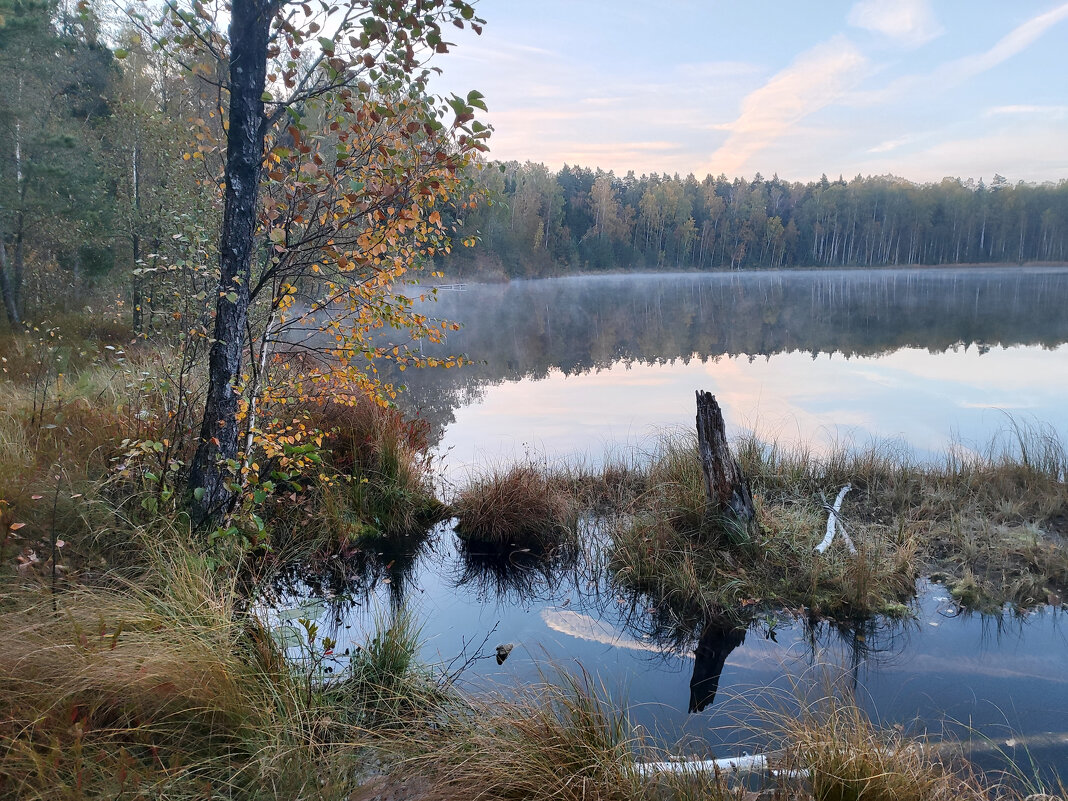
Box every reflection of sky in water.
[316,533,1068,775]
[296,270,1068,776]
[439,344,1068,476]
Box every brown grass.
[765,688,1015,801]
[735,427,1068,611]
[453,462,576,550]
[391,666,739,801]
[609,433,918,624]
[0,544,431,800]
[298,398,446,544]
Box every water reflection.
[452,539,579,606]
[391,268,1068,444]
[269,268,1068,775]
[689,622,747,713]
[265,526,437,635]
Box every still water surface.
[399,267,1068,471]
[285,268,1068,775]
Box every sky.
[431,1,1068,184]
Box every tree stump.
[695,391,758,544]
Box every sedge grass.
[453,462,577,551]
[760,685,1020,801]
[0,540,415,800]
[395,665,648,801]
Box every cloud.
[848,0,942,47]
[858,126,1068,183]
[937,2,1068,83]
[541,609,677,655]
[851,2,1068,107]
[985,104,1068,119]
[703,36,868,176]
[867,135,919,154]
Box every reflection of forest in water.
[388,268,1068,440]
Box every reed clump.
[453,462,576,550]
[303,398,447,546]
[609,433,918,623]
[765,690,1009,801]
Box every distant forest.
[441,163,1068,278]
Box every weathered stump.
[695,390,758,544]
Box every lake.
[279,267,1068,777]
[396,267,1068,474]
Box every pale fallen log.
[815,483,855,554]
[635,752,807,780]
[635,753,768,776]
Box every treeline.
[5,0,1068,332]
[0,0,219,330]
[442,162,1068,278]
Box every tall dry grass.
[761,686,1021,801]
[453,462,577,550]
[393,665,741,801]
[0,539,450,800]
[304,398,447,545]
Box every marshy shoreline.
[2,322,1066,800]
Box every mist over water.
[390,267,1068,471]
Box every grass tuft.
[400,666,648,801]
[765,687,1007,801]
[453,462,576,551]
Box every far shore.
[432,259,1068,285]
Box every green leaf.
[225,292,238,303]
[466,89,486,110]
[193,487,206,501]
[318,36,335,55]
[114,48,129,59]
[261,90,274,102]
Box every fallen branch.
[815,483,854,554]
[635,752,807,780]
